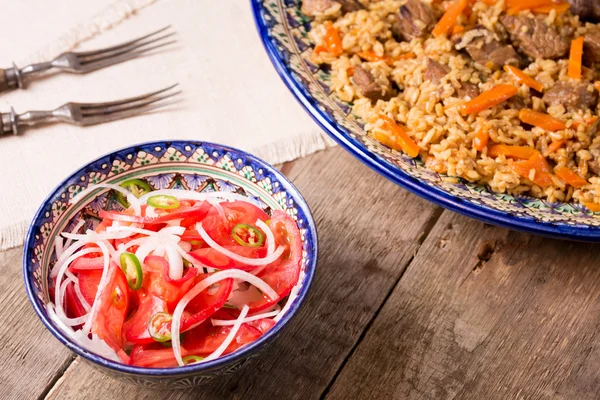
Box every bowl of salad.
[23,140,317,389]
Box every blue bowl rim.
[249,0,600,241]
[23,139,318,376]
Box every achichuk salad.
[47,181,303,367]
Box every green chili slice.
[182,355,204,365]
[147,194,180,210]
[120,252,143,290]
[148,312,173,342]
[115,179,152,208]
[232,224,264,247]
[159,333,184,348]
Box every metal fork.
[0,26,175,92]
[0,84,180,135]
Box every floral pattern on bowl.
[23,141,317,389]
[251,0,600,240]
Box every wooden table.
[3,146,600,399]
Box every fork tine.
[80,84,179,109]
[80,98,182,126]
[75,26,172,57]
[80,32,176,64]
[81,88,181,116]
[77,40,176,73]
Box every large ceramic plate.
[251,0,600,240]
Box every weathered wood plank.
[44,146,442,398]
[325,211,600,400]
[0,247,73,400]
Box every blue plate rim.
[23,139,318,376]
[249,0,600,241]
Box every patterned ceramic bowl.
[252,0,600,240]
[23,140,317,389]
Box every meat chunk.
[301,0,363,17]
[301,0,339,16]
[352,65,393,101]
[500,15,569,60]
[424,58,450,84]
[584,30,600,64]
[542,81,597,111]
[455,82,480,99]
[568,0,600,23]
[463,29,522,70]
[338,0,364,13]
[589,149,600,175]
[392,0,436,42]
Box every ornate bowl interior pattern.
[23,141,317,388]
[252,0,600,240]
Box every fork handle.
[0,62,54,93]
[0,108,18,135]
[0,69,10,92]
[0,108,55,135]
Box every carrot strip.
[555,166,588,188]
[347,67,355,77]
[585,202,600,212]
[481,0,497,5]
[473,129,489,151]
[357,50,391,64]
[461,84,518,115]
[505,0,554,10]
[315,21,343,57]
[594,81,600,92]
[378,115,420,158]
[518,109,567,131]
[357,50,416,64]
[532,2,571,14]
[452,25,465,35]
[512,151,555,187]
[568,37,584,80]
[432,0,468,37]
[503,65,544,92]
[547,139,565,154]
[572,116,599,130]
[488,145,537,160]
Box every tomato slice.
[129,343,180,368]
[123,294,168,345]
[128,318,262,368]
[179,274,233,332]
[156,202,212,227]
[142,256,197,312]
[77,269,103,305]
[248,211,302,311]
[91,264,130,352]
[188,246,266,271]
[246,318,276,334]
[201,201,270,246]
[94,219,112,233]
[64,282,87,319]
[69,256,104,273]
[184,319,262,355]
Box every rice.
[306,0,600,208]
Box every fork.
[0,26,175,92]
[0,84,181,135]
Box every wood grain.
[44,146,442,399]
[0,247,73,400]
[325,211,600,400]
